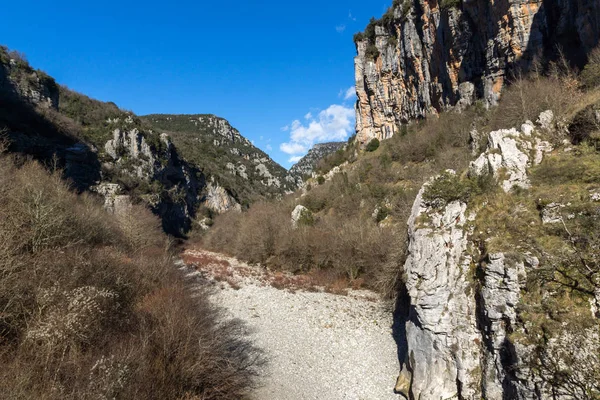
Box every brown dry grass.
[0,156,261,399]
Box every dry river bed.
[180,249,401,400]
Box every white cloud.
[281,125,289,132]
[288,155,303,163]
[280,104,355,159]
[266,144,273,151]
[304,112,313,120]
[335,24,346,33]
[342,86,356,100]
[280,142,308,155]
[348,11,356,21]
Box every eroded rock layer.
[354,0,600,144]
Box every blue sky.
[0,0,389,167]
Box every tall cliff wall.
[354,0,600,144]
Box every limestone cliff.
[354,0,600,144]
[394,111,599,399]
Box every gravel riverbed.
[182,249,401,400]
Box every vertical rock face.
[354,0,600,144]
[102,128,206,236]
[397,113,568,399]
[402,181,482,399]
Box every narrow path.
[182,249,401,400]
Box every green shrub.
[365,17,378,43]
[422,171,486,206]
[440,0,461,10]
[381,7,395,26]
[401,0,412,17]
[375,207,389,223]
[581,46,600,89]
[365,44,380,60]
[366,138,380,152]
[317,175,325,185]
[353,32,365,43]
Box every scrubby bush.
[366,138,380,152]
[0,156,260,399]
[365,44,380,60]
[489,67,582,132]
[580,46,600,89]
[353,32,365,43]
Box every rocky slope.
[141,114,300,206]
[289,141,345,180]
[0,45,295,235]
[354,0,600,144]
[394,111,600,399]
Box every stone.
[394,366,411,399]
[541,203,565,224]
[470,128,531,192]
[291,205,311,228]
[537,110,555,131]
[203,182,240,214]
[521,121,535,136]
[469,118,553,192]
[354,1,600,144]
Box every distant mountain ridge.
[141,114,301,206]
[289,141,346,180]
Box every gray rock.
[402,180,481,399]
[353,0,600,144]
[537,110,555,131]
[203,182,240,213]
[291,204,311,228]
[541,202,565,224]
[470,114,553,192]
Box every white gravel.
[185,250,401,400]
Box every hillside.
[141,114,300,207]
[0,148,260,399]
[0,45,298,236]
[289,141,346,180]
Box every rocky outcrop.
[203,181,241,213]
[0,48,58,109]
[289,142,345,180]
[354,0,600,144]
[396,113,565,399]
[100,128,206,236]
[400,180,481,399]
[469,116,553,192]
[141,114,301,200]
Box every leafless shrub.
[0,156,261,399]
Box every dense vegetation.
[0,146,261,399]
